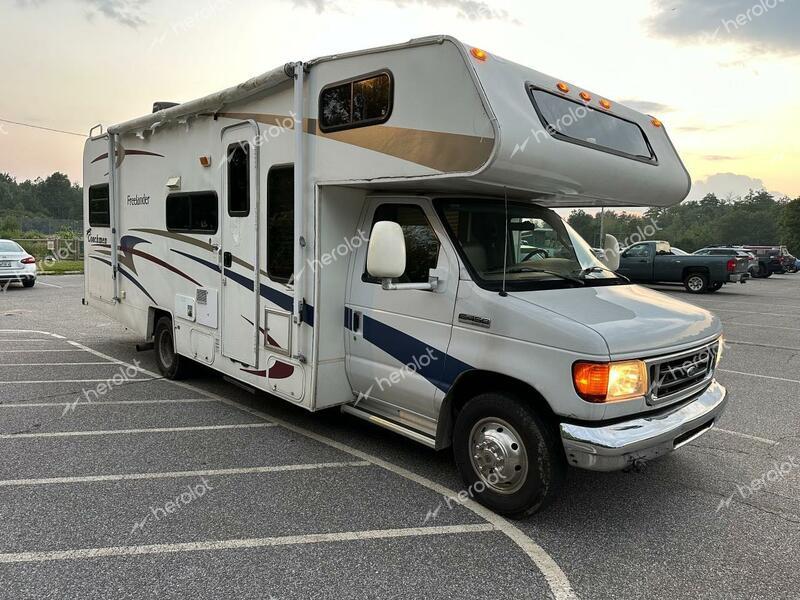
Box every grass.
[40,260,83,274]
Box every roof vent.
[152,102,179,113]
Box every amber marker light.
[573,360,648,403]
[470,47,488,62]
[579,91,592,102]
[199,156,211,167]
[599,99,612,110]
[651,117,663,128]
[556,82,570,94]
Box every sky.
[1,0,798,202]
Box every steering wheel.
[521,248,549,261]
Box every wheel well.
[147,307,172,341]
[435,370,557,450]
[682,267,709,280]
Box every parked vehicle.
[742,245,785,277]
[782,253,797,273]
[670,247,689,255]
[83,36,727,516]
[0,239,37,288]
[618,241,748,293]
[694,247,758,278]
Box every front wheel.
[684,272,709,293]
[154,316,192,379]
[453,393,566,518]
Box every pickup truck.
[618,241,749,293]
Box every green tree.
[780,198,800,255]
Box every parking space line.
[0,339,63,343]
[726,340,800,352]
[0,461,372,487]
[0,423,275,440]
[2,379,153,384]
[0,362,117,367]
[50,333,579,600]
[717,368,800,385]
[712,428,778,446]
[0,524,496,564]
[721,321,800,332]
[34,281,62,289]
[0,349,89,354]
[0,398,218,409]
[705,307,785,317]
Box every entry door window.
[364,204,440,284]
[227,142,250,216]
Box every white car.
[0,239,37,288]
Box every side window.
[267,165,294,284]
[695,249,709,255]
[625,244,650,258]
[364,204,440,284]
[88,184,110,227]
[166,192,218,233]
[227,142,250,216]
[319,71,392,133]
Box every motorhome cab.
[83,36,727,516]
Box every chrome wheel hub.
[469,418,528,494]
[688,276,703,291]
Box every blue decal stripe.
[362,315,472,393]
[170,249,221,273]
[225,268,254,292]
[89,256,156,303]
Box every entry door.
[345,199,459,420]
[220,124,259,366]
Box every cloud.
[15,0,149,28]
[647,0,800,55]
[686,172,784,201]
[620,100,674,114]
[291,0,517,21]
[703,155,739,161]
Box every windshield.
[437,200,624,291]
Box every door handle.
[352,311,362,333]
[223,251,232,268]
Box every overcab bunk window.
[319,71,393,132]
[527,86,656,163]
[227,142,250,216]
[88,184,111,227]
[267,165,294,284]
[166,192,218,234]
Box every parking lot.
[1,275,798,599]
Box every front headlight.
[573,360,648,403]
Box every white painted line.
[706,307,785,317]
[0,362,117,367]
[0,398,217,409]
[721,321,800,332]
[0,339,61,343]
[0,422,275,440]
[19,331,579,600]
[712,428,778,446]
[0,349,89,354]
[717,368,800,385]
[691,299,800,311]
[34,281,62,289]
[0,461,371,487]
[726,339,800,352]
[0,330,66,338]
[1,379,153,384]
[0,524,496,564]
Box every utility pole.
[599,207,605,246]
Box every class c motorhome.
[83,35,727,516]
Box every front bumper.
[560,381,728,471]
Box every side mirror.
[602,234,621,271]
[367,221,406,279]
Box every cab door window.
[364,204,440,284]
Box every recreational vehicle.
[83,36,727,516]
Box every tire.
[757,264,768,278]
[707,282,723,293]
[22,278,35,288]
[684,272,709,293]
[453,392,566,518]
[764,272,772,279]
[153,316,191,379]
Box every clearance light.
[556,82,570,94]
[573,360,648,403]
[599,99,612,110]
[651,117,663,128]
[470,47,488,62]
[579,91,592,102]
[199,155,211,167]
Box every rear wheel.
[684,272,709,293]
[757,264,768,278]
[22,278,35,288]
[154,316,191,379]
[453,392,566,518]
[707,282,723,293]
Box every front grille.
[647,340,719,406]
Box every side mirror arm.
[381,268,445,292]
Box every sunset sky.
[1,0,798,201]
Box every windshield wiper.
[501,266,585,285]
[577,265,630,282]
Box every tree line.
[1,171,798,256]
[568,191,800,256]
